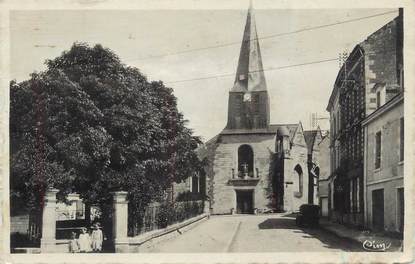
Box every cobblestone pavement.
[147,214,364,252]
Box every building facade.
[326,10,403,228]
[363,93,404,235]
[304,128,329,206]
[327,46,366,227]
[203,5,324,215]
[315,133,331,217]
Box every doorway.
[397,188,404,233]
[236,190,254,214]
[372,189,384,231]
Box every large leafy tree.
[10,43,203,217]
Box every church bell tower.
[226,3,270,130]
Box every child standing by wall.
[91,223,103,252]
[78,227,92,253]
[69,231,79,253]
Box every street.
[146,214,363,252]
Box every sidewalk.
[319,218,403,252]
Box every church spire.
[232,1,267,92]
[225,1,270,130]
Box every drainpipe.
[363,124,368,228]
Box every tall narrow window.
[252,94,260,114]
[350,180,353,213]
[376,91,381,108]
[238,145,254,178]
[191,173,199,193]
[352,178,357,212]
[400,117,404,161]
[294,165,303,196]
[356,178,360,212]
[375,131,382,169]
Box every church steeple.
[232,1,267,93]
[226,2,270,130]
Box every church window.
[252,94,260,114]
[235,94,243,112]
[238,145,254,178]
[191,173,200,193]
[375,131,381,169]
[294,164,303,196]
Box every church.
[200,5,324,214]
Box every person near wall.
[78,227,92,253]
[69,231,79,253]
[91,223,103,252]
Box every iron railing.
[128,200,204,237]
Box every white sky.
[10,8,398,141]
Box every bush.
[299,204,320,218]
[156,203,174,228]
[296,204,320,228]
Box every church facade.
[202,6,324,215]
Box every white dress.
[78,233,92,252]
[91,229,103,251]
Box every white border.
[1,0,414,263]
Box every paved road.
[147,214,363,252]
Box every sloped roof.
[269,124,298,141]
[304,130,318,153]
[197,134,220,160]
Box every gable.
[292,123,306,147]
[313,131,322,148]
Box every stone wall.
[362,16,402,116]
[10,215,29,234]
[283,127,309,212]
[366,179,403,233]
[366,100,403,183]
[316,135,331,198]
[211,133,275,214]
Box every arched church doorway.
[238,144,254,178]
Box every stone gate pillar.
[111,191,129,253]
[40,188,59,253]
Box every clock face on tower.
[243,92,252,102]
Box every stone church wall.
[283,131,310,212]
[211,133,275,214]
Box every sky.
[10,8,399,142]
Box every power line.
[165,58,339,84]
[127,10,398,62]
[164,48,398,84]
